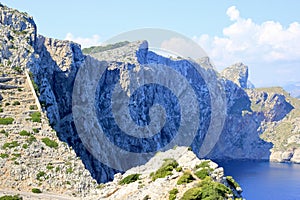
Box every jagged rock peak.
[221,62,249,88]
[196,56,215,69]
[0,3,36,34]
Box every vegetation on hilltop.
[82,41,129,54]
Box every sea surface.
[219,160,300,200]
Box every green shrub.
[226,176,240,189]
[17,88,23,92]
[196,176,232,200]
[195,161,210,169]
[55,167,60,172]
[12,153,21,158]
[26,135,36,144]
[2,141,19,149]
[0,117,14,125]
[30,112,41,123]
[181,187,202,200]
[12,101,20,106]
[175,166,182,172]
[195,168,210,179]
[66,167,73,174]
[31,188,42,193]
[0,153,9,159]
[82,41,129,54]
[5,103,10,106]
[13,66,22,73]
[36,171,46,181]
[0,195,23,200]
[29,105,37,110]
[46,163,54,170]
[0,108,3,112]
[19,130,30,136]
[22,144,28,149]
[169,188,178,200]
[150,158,179,181]
[42,137,58,148]
[32,128,39,133]
[0,129,8,137]
[177,171,195,185]
[119,174,141,185]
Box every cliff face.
[1,3,299,186]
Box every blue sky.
[2,0,300,87]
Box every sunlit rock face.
[3,3,298,183]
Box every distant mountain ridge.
[283,82,300,98]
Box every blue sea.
[219,160,300,200]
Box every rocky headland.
[1,3,300,199]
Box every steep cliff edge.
[248,87,300,163]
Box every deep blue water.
[219,160,300,200]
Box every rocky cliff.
[96,146,243,200]
[1,2,300,190]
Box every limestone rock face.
[221,63,249,88]
[1,2,300,186]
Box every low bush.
[181,187,202,200]
[150,158,179,181]
[42,137,58,148]
[46,163,54,170]
[0,195,23,200]
[0,153,9,159]
[12,101,20,106]
[19,130,30,136]
[195,161,210,169]
[0,117,14,125]
[226,176,240,189]
[0,129,8,137]
[2,141,19,149]
[169,188,178,200]
[31,188,42,194]
[29,112,41,123]
[29,105,37,110]
[26,135,36,144]
[66,167,73,174]
[32,128,39,133]
[177,171,195,185]
[195,168,211,179]
[36,171,46,181]
[119,174,141,185]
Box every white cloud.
[65,33,102,48]
[226,6,240,21]
[193,6,300,86]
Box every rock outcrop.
[221,62,249,89]
[250,87,300,163]
[97,147,243,200]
